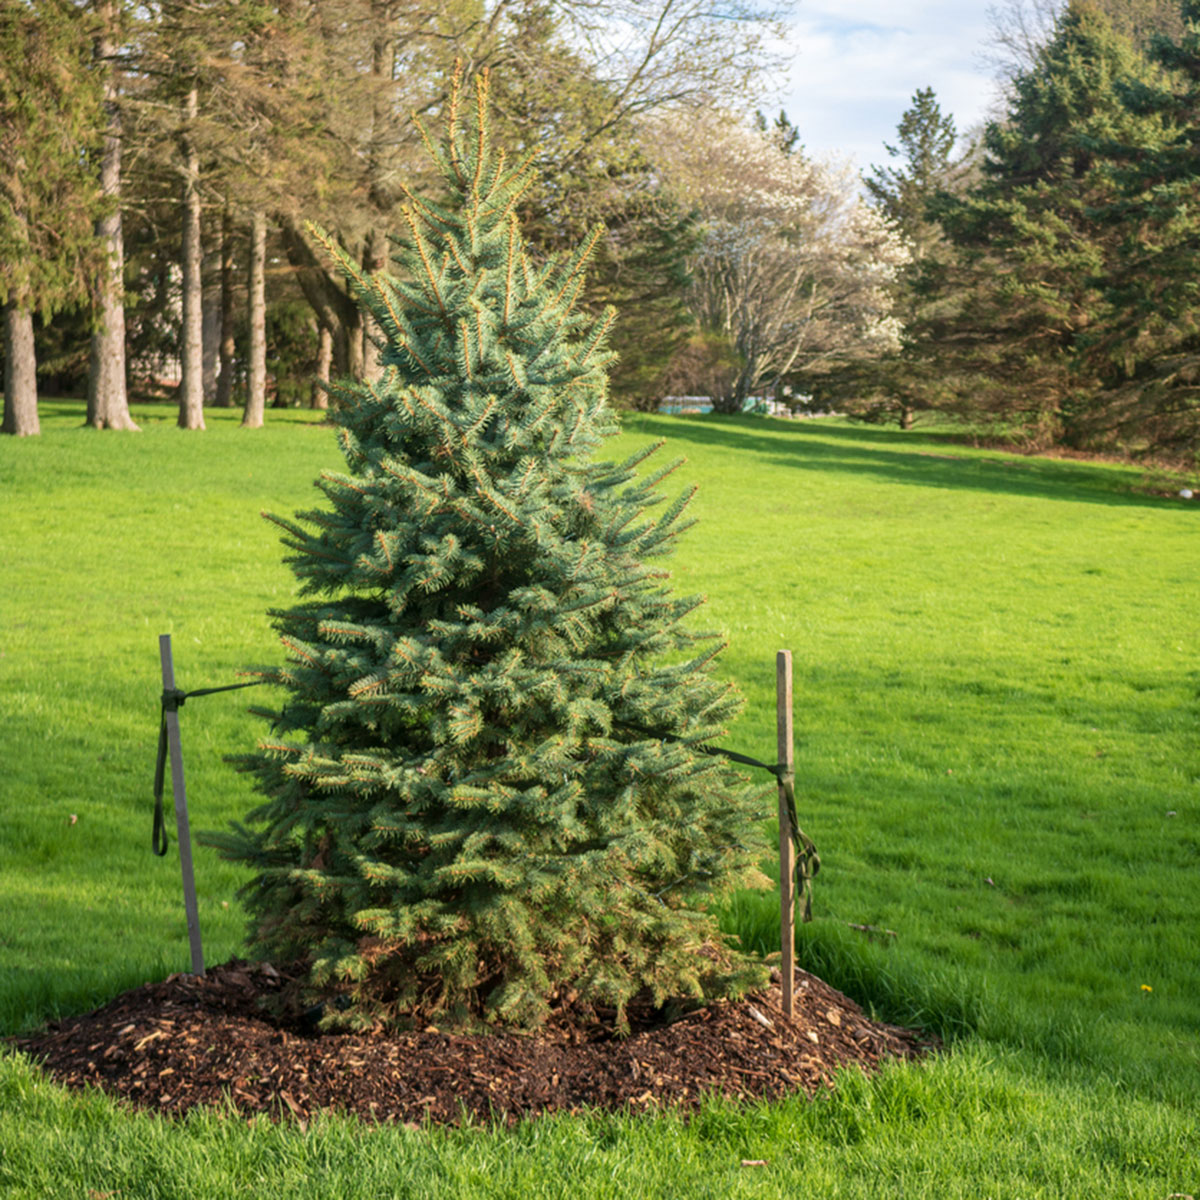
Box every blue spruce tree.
[211,69,768,1030]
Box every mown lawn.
[1,402,1196,1198]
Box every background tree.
[9,0,785,425]
[272,0,785,387]
[836,87,973,428]
[754,107,802,153]
[1084,0,1200,455]
[133,0,317,428]
[649,107,906,412]
[914,3,1162,447]
[864,87,969,258]
[86,0,140,431]
[984,0,1183,87]
[208,72,769,1030]
[1,0,106,437]
[483,26,702,410]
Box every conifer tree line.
[846,0,1200,460]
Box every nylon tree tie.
[151,700,819,919]
[694,744,821,923]
[617,724,821,922]
[153,681,263,856]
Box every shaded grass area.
[2,402,1198,1194]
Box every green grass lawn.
[1,401,1197,1197]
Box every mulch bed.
[8,960,934,1128]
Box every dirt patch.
[8,960,934,1127]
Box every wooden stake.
[158,634,206,977]
[777,649,795,1020]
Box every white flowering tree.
[648,109,908,411]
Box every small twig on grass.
[848,922,898,941]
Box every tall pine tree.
[864,87,967,260]
[837,87,971,429]
[209,69,768,1032]
[1089,0,1200,456]
[920,2,1160,446]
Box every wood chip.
[10,959,933,1127]
[747,1006,773,1030]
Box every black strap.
[775,769,821,923]
[701,751,820,922]
[619,723,821,921]
[153,681,262,856]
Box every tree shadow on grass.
[622,414,1185,510]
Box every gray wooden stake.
[777,649,795,1020]
[159,634,206,977]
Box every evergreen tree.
[209,69,768,1032]
[864,87,967,259]
[985,0,1183,87]
[587,191,700,411]
[917,3,1160,446]
[753,108,802,154]
[838,88,971,429]
[1089,0,1200,456]
[86,0,140,432]
[1,0,106,436]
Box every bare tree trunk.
[349,322,366,380]
[278,216,364,379]
[362,227,386,384]
[215,205,236,407]
[178,81,205,430]
[361,19,391,386]
[202,238,220,402]
[310,322,332,409]
[2,302,39,436]
[242,210,267,427]
[86,0,138,432]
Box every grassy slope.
[1,402,1196,1197]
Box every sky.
[771,1,1005,171]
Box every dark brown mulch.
[8,960,934,1128]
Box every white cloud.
[764,2,1002,169]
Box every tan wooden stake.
[158,634,206,977]
[777,649,795,1020]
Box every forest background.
[4,0,1200,466]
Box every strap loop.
[153,680,262,856]
[620,722,821,921]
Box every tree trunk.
[900,404,914,431]
[2,302,39,436]
[311,323,332,409]
[202,240,220,402]
[243,210,267,427]
[178,81,205,430]
[215,206,236,407]
[361,19,391,386]
[86,0,139,432]
[278,215,364,378]
[362,227,387,384]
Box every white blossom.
[644,108,908,406]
